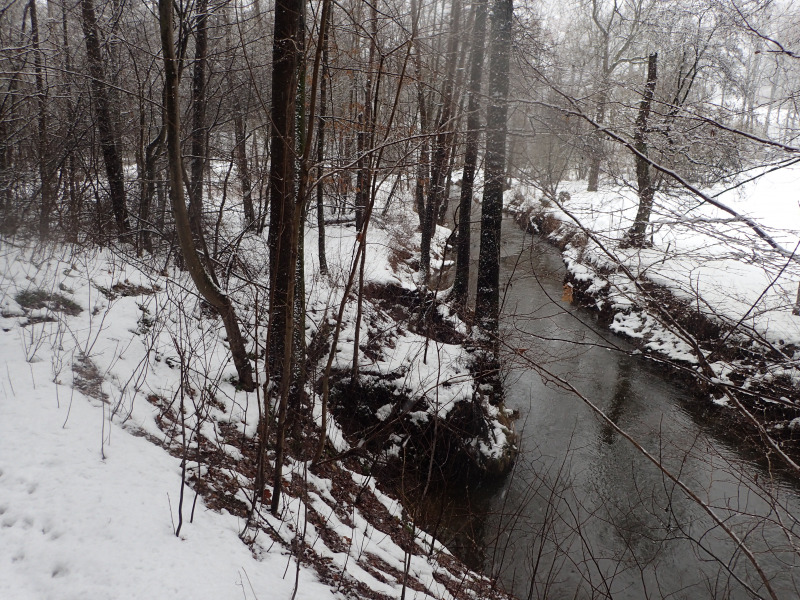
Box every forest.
[2,0,800,598]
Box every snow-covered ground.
[0,245,336,600]
[300,199,513,462]
[0,197,510,599]
[508,163,800,404]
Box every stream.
[437,217,800,599]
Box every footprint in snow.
[51,563,68,578]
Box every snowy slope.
[0,359,336,600]
[0,222,509,600]
[0,244,338,600]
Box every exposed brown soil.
[136,374,515,600]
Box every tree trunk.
[354,0,378,232]
[265,0,303,516]
[80,0,130,237]
[233,108,254,225]
[222,2,255,228]
[289,0,308,426]
[140,126,165,254]
[415,141,429,230]
[0,114,9,231]
[189,0,208,242]
[30,0,55,240]
[476,0,512,336]
[354,111,367,229]
[625,52,658,248]
[60,0,80,241]
[410,0,429,231]
[157,0,255,396]
[316,0,331,275]
[586,90,606,192]
[450,0,488,307]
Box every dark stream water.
[434,217,800,600]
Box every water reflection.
[431,219,800,600]
[599,355,633,446]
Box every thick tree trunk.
[265,0,303,516]
[60,0,80,241]
[267,0,301,378]
[354,111,367,229]
[415,141,429,230]
[289,0,308,420]
[450,0,488,307]
[625,52,658,248]
[586,91,606,192]
[157,0,255,396]
[80,0,130,237]
[476,0,512,336]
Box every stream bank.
[424,215,800,600]
[327,280,517,486]
[508,198,800,457]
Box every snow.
[0,393,336,600]
[512,163,800,351]
[0,190,509,600]
[298,196,512,462]
[506,163,800,411]
[0,250,336,600]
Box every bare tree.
[263,0,304,516]
[451,0,489,308]
[188,0,209,245]
[157,0,255,395]
[477,0,513,336]
[80,0,130,237]
[623,51,658,247]
[585,0,653,191]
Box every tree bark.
[29,0,55,240]
[265,0,303,516]
[586,89,606,192]
[354,0,378,232]
[315,0,331,275]
[625,52,658,248]
[410,0,429,231]
[450,0,488,307]
[137,121,164,255]
[476,0,512,335]
[157,0,255,395]
[80,0,130,237]
[189,0,208,242]
[290,0,308,420]
[233,108,255,225]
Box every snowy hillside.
[0,222,510,600]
